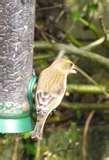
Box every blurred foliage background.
[1,0,109,160]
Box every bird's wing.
[36,91,57,114]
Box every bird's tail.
[31,112,50,140]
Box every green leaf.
[88,3,98,12]
[68,11,81,22]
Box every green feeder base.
[0,116,33,133]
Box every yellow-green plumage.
[31,57,77,139]
[37,67,66,94]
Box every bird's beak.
[70,64,77,74]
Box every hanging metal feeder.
[0,0,36,133]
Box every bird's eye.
[69,62,73,67]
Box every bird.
[31,56,77,139]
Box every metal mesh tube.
[0,0,35,115]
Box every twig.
[35,24,49,42]
[99,16,108,41]
[11,136,20,160]
[36,4,64,11]
[82,111,95,160]
[61,102,109,111]
[57,43,109,69]
[34,140,41,160]
[79,18,98,36]
[81,37,105,50]
[55,10,65,23]
[34,54,53,60]
[75,65,109,97]
[56,50,65,59]
[67,84,106,94]
[34,40,109,69]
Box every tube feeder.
[0,0,36,133]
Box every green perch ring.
[27,72,38,110]
[0,73,37,133]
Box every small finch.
[31,57,77,139]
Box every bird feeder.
[0,0,36,133]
